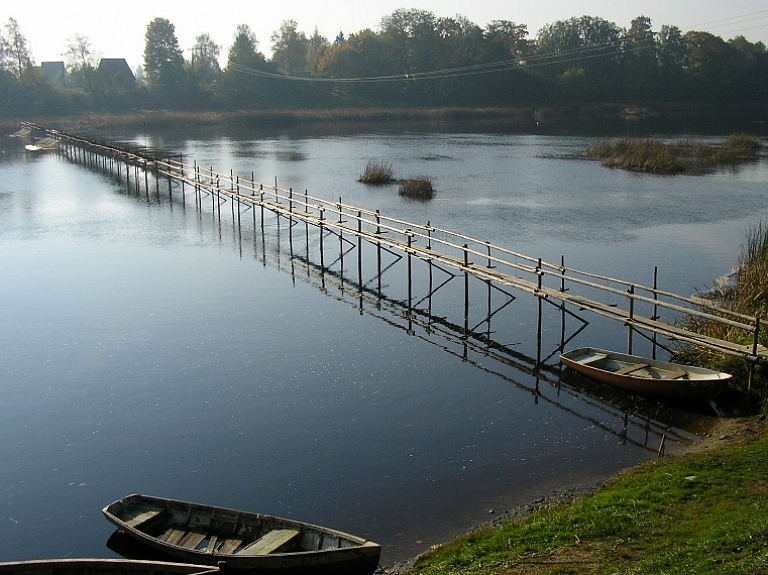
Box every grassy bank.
[403,417,768,575]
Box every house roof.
[97,58,136,81]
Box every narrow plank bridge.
[21,123,767,374]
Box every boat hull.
[0,559,219,575]
[103,494,380,575]
[560,347,731,401]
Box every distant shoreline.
[2,102,767,136]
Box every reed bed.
[586,134,764,174]
[676,217,768,406]
[398,176,435,200]
[358,160,394,185]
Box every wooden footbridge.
[20,123,767,380]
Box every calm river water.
[1,123,767,565]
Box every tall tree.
[190,33,221,87]
[219,24,277,108]
[306,27,329,75]
[227,24,259,65]
[143,17,185,93]
[380,8,438,74]
[2,18,33,78]
[63,34,98,90]
[485,20,531,62]
[64,34,96,71]
[270,20,308,76]
[621,16,659,98]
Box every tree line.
[1,9,766,118]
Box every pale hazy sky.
[3,1,768,71]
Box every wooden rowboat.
[103,494,381,575]
[560,347,731,400]
[0,559,219,575]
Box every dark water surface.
[1,129,767,565]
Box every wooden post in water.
[319,206,325,273]
[407,230,413,312]
[652,267,659,360]
[628,284,635,355]
[464,245,470,359]
[236,176,241,228]
[357,210,363,311]
[537,258,543,368]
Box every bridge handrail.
[33,123,765,358]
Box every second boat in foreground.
[103,494,381,575]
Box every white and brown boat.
[0,559,219,575]
[103,494,380,575]
[560,347,731,400]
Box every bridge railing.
[36,125,766,362]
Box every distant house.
[97,58,136,89]
[41,61,67,85]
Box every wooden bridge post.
[749,317,761,396]
[319,207,325,273]
[652,268,659,359]
[236,176,241,228]
[357,210,363,305]
[407,231,413,312]
[216,175,221,225]
[537,258,543,368]
[229,170,235,220]
[339,201,344,282]
[560,255,567,352]
[463,244,470,361]
[628,284,635,355]
[376,211,382,298]
[252,173,256,227]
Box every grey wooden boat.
[103,494,380,575]
[0,559,219,575]
[560,347,731,401]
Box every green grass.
[586,134,764,175]
[408,435,768,575]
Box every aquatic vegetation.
[586,134,764,174]
[358,159,394,184]
[398,176,435,200]
[677,217,768,408]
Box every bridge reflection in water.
[33,123,724,456]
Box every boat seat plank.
[125,508,164,528]
[663,371,687,379]
[162,527,187,546]
[580,353,608,365]
[218,537,244,555]
[179,530,207,550]
[614,363,649,375]
[204,534,219,553]
[236,529,300,556]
